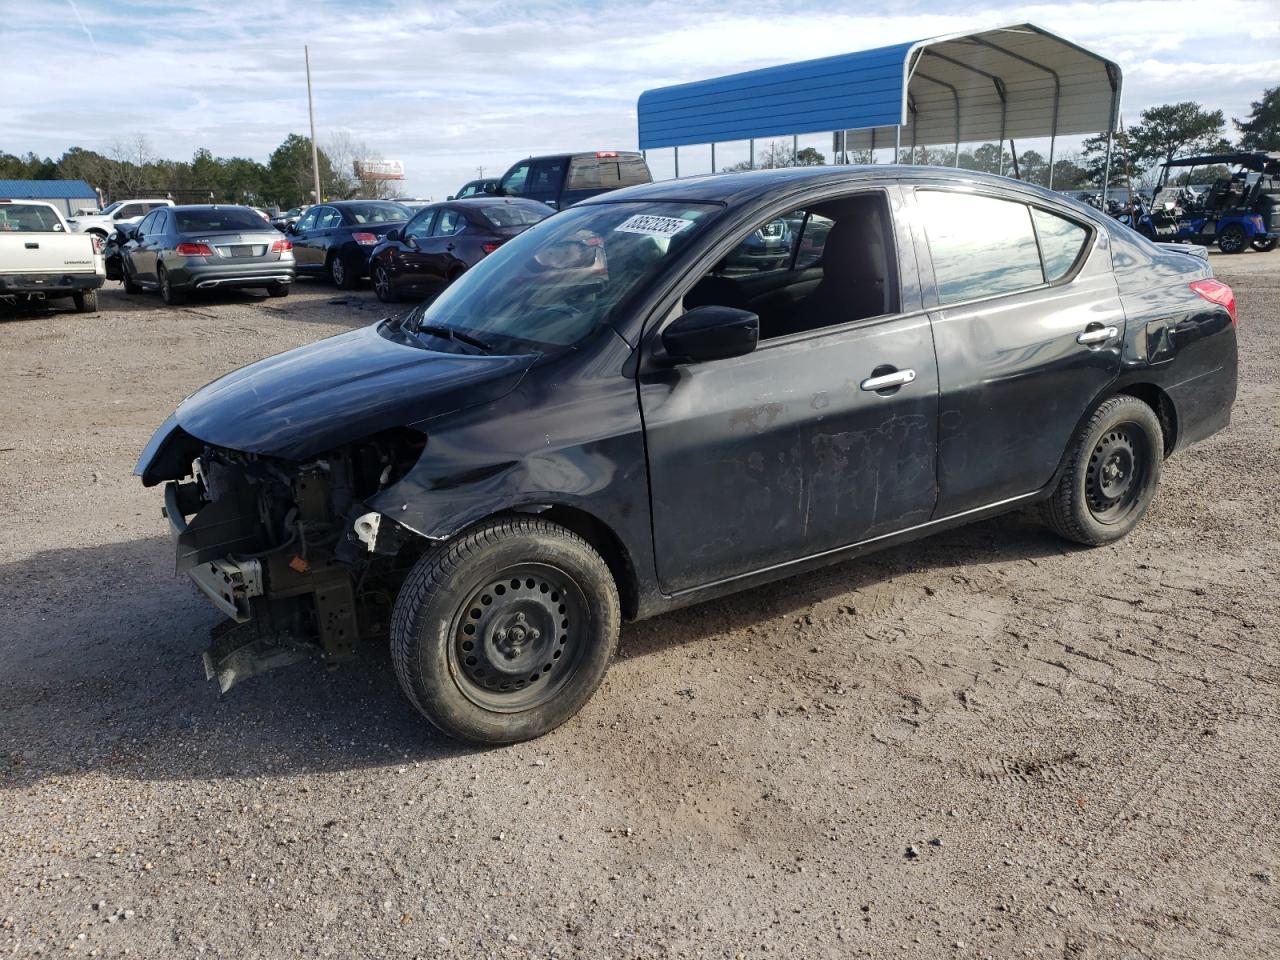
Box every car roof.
[328,199,409,207]
[167,204,257,212]
[577,165,1099,216]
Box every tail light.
[176,242,213,256]
[271,239,292,253]
[595,151,619,158]
[1189,278,1236,325]
[481,241,502,255]
[352,232,379,245]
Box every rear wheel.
[391,517,620,745]
[372,262,396,302]
[329,254,356,289]
[72,289,98,313]
[267,282,289,298]
[158,266,186,305]
[1040,395,1163,546]
[1217,224,1247,254]
[1251,236,1277,253]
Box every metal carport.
[636,22,1122,189]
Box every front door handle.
[860,368,916,392]
[1077,325,1119,345]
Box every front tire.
[72,289,98,313]
[1217,224,1247,254]
[391,517,621,745]
[159,266,186,305]
[1040,395,1164,546]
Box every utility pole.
[305,45,322,204]
[476,165,485,179]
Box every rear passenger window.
[917,191,1043,305]
[1031,208,1089,281]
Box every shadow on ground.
[0,510,1074,788]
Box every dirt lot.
[2,256,1277,960]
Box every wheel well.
[1115,383,1177,456]
[532,505,639,620]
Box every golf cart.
[1131,151,1279,253]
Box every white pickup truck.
[0,199,106,312]
[67,198,173,240]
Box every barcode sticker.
[613,214,694,238]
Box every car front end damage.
[159,429,427,692]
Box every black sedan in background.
[287,200,411,288]
[367,197,551,303]
[114,205,295,305]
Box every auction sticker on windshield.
[613,214,695,238]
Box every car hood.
[139,322,535,476]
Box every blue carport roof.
[0,179,98,199]
[637,23,1122,152]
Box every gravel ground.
[1,254,1278,960]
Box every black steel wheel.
[1041,395,1163,546]
[1217,224,1247,254]
[372,262,395,302]
[391,516,620,744]
[447,563,590,713]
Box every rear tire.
[267,283,289,298]
[1217,224,1247,254]
[1040,395,1163,547]
[159,266,186,305]
[329,254,356,289]
[72,289,98,313]
[1252,237,1277,253]
[390,517,620,745]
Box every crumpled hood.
[170,322,534,462]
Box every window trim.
[912,185,1095,312]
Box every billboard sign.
[354,159,405,181]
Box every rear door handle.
[25,242,38,249]
[1077,325,1119,345]
[860,369,916,392]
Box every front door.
[639,188,940,594]
[909,187,1125,516]
[128,209,163,284]
[290,207,327,271]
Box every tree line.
[0,131,398,209]
[733,88,1279,189]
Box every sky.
[1,0,1277,200]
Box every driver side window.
[682,192,898,341]
[295,208,319,233]
[502,163,531,196]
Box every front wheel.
[1040,395,1164,546]
[1217,224,1247,254]
[390,517,620,745]
[1251,236,1277,253]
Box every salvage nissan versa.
[136,167,1238,745]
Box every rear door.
[639,186,940,594]
[909,186,1124,516]
[413,207,467,290]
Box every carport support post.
[305,45,322,205]
[792,134,798,164]
[711,142,716,173]
[749,139,755,169]
[674,146,680,179]
[1101,130,1114,200]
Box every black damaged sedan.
[137,167,1238,744]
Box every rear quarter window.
[917,190,1044,305]
[1031,208,1090,281]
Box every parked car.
[368,197,552,303]
[0,199,105,312]
[137,167,1238,745]
[450,178,499,200]
[116,204,295,304]
[270,205,309,232]
[497,151,651,209]
[286,200,411,288]
[67,198,174,241]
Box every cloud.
[0,0,1274,199]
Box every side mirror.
[286,222,298,235]
[446,195,456,201]
[661,305,759,364]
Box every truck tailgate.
[0,233,103,277]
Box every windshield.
[412,200,719,349]
[0,204,64,232]
[175,207,272,232]
[342,202,409,224]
